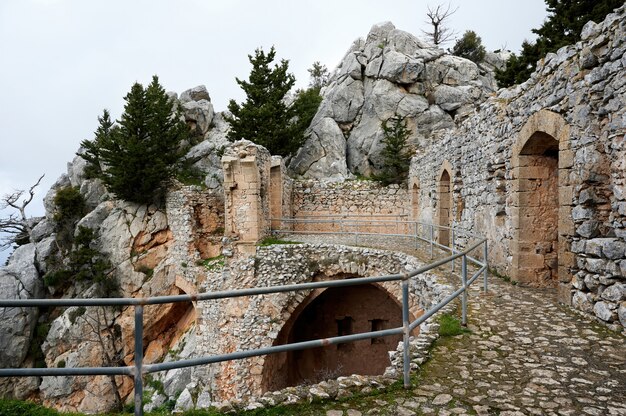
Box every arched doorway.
[438,169,452,246]
[261,283,403,391]
[517,132,559,286]
[511,110,572,294]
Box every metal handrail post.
[483,240,488,293]
[134,305,144,416]
[461,255,467,326]
[451,229,455,272]
[414,222,418,249]
[354,221,359,246]
[429,224,434,259]
[401,280,410,389]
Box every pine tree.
[374,116,413,186]
[80,76,189,205]
[497,0,622,87]
[307,61,330,90]
[225,47,297,156]
[452,30,486,64]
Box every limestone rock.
[31,218,55,243]
[379,50,424,84]
[180,85,211,103]
[594,301,618,321]
[75,201,114,233]
[602,284,626,302]
[289,117,347,179]
[174,388,194,412]
[0,244,42,367]
[183,99,214,137]
[43,174,70,219]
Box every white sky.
[0,0,547,263]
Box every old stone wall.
[410,5,626,329]
[290,180,409,233]
[192,243,450,404]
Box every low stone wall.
[409,5,626,329]
[290,180,409,233]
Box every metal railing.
[0,218,488,415]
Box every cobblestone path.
[286,234,626,415]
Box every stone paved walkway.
[284,234,626,416]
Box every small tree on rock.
[226,47,297,156]
[452,30,486,63]
[307,61,330,90]
[374,116,413,186]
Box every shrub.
[0,399,60,416]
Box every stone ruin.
[0,4,625,413]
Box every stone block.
[558,210,576,235]
[559,150,575,169]
[585,258,608,274]
[558,186,574,206]
[558,267,572,283]
[558,251,576,268]
[602,239,626,260]
[558,169,571,186]
[585,238,609,257]
[518,253,545,268]
[518,166,554,179]
[557,283,573,305]
[570,239,586,253]
[593,301,618,322]
[601,283,626,302]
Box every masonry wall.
[410,6,626,329]
[192,243,450,402]
[290,180,409,233]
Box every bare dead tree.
[75,306,124,410]
[0,174,45,250]
[422,3,458,46]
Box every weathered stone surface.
[183,99,214,137]
[180,85,211,103]
[379,50,424,84]
[593,301,618,321]
[602,283,626,302]
[290,117,347,179]
[0,244,41,367]
[174,388,194,412]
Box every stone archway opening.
[517,131,559,287]
[438,170,451,246]
[261,283,403,392]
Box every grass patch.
[196,255,225,271]
[257,237,301,247]
[438,313,470,337]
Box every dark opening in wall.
[261,283,403,391]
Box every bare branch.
[0,174,45,250]
[422,3,459,46]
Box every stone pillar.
[222,140,272,255]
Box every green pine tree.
[497,0,622,87]
[374,116,413,186]
[80,76,189,205]
[225,47,297,156]
[452,30,486,64]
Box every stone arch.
[437,160,454,246]
[511,110,572,295]
[261,279,415,392]
[410,178,420,221]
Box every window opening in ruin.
[369,319,387,344]
[438,169,451,246]
[517,131,559,287]
[336,316,354,350]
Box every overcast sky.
[0,0,548,263]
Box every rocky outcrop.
[289,22,497,179]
